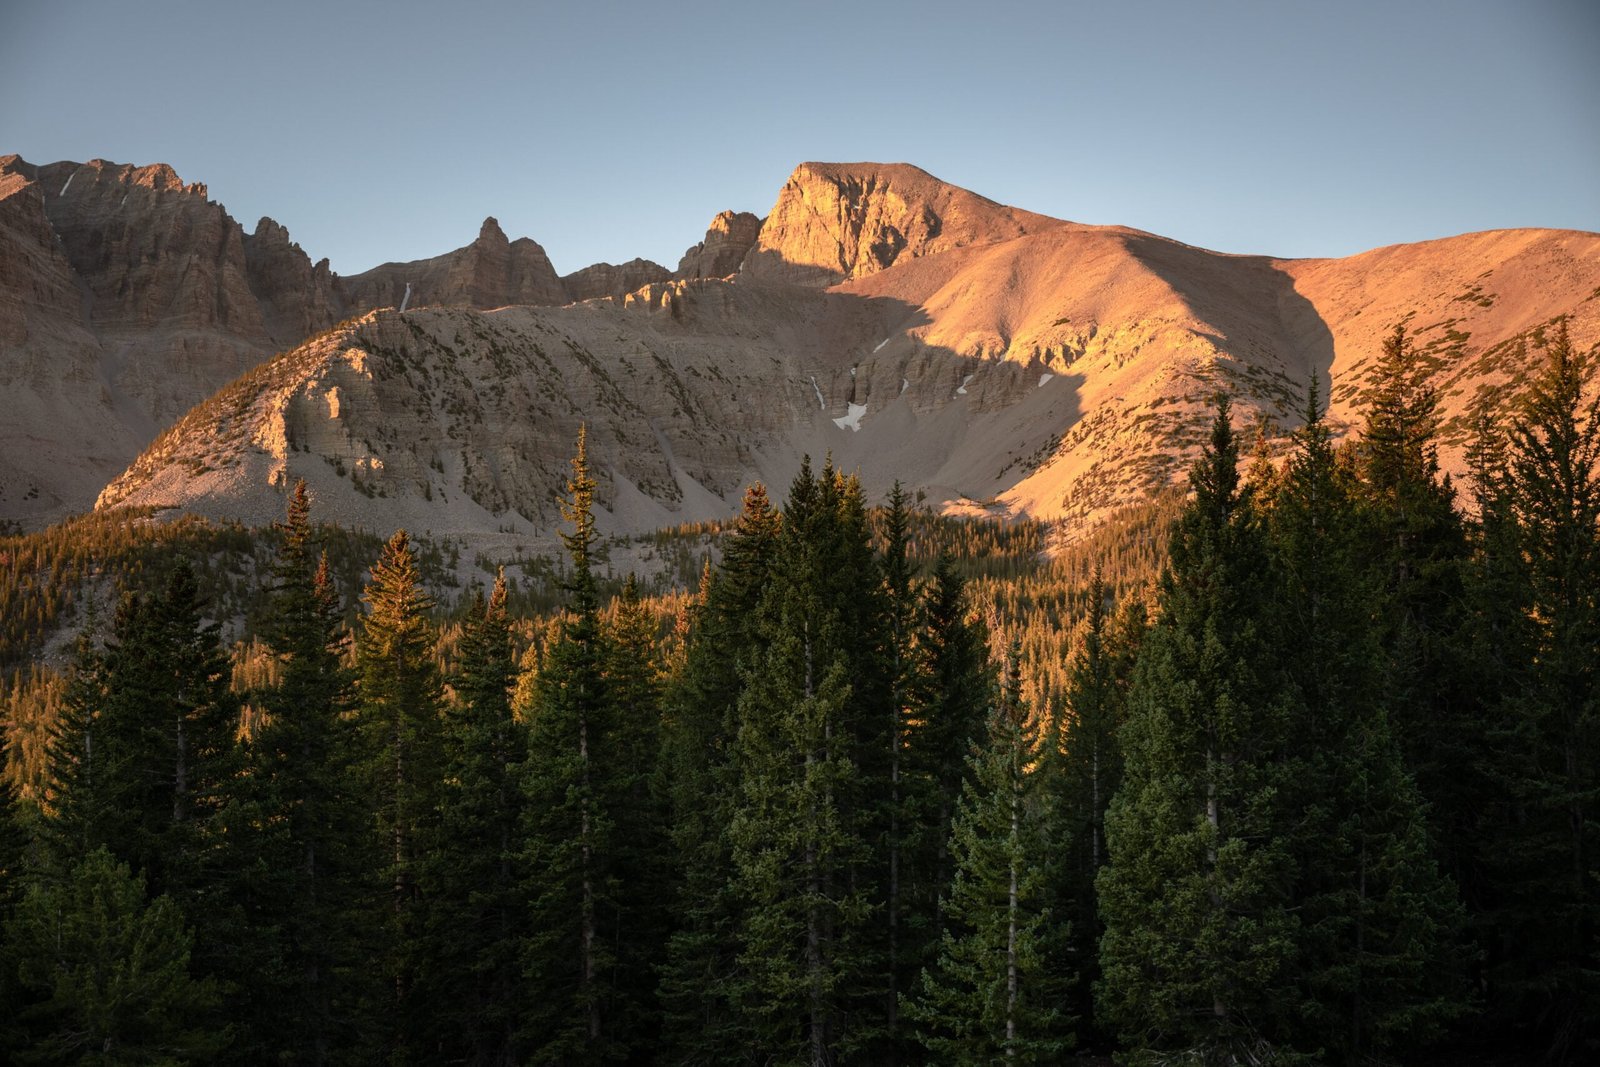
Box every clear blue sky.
[4,0,1595,275]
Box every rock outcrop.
[739,162,1063,286]
[677,210,762,278]
[243,217,341,347]
[339,217,568,311]
[561,257,673,302]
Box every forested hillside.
[0,322,1596,1064]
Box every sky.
[3,0,1596,276]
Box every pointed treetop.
[1190,392,1241,523]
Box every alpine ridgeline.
[4,155,1597,539]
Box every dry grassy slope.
[1282,228,1600,459]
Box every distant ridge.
[3,153,1596,544]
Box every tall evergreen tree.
[520,427,646,1063]
[36,563,244,1038]
[878,482,918,1062]
[726,459,887,1065]
[1486,321,1600,1057]
[420,571,528,1065]
[1358,323,1476,879]
[1055,569,1124,1037]
[1272,378,1468,1061]
[0,718,28,1052]
[1097,395,1301,1062]
[904,552,995,978]
[356,528,445,1063]
[601,572,669,1050]
[245,481,364,1064]
[657,484,780,1062]
[908,647,1072,1065]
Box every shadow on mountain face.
[1118,233,1336,427]
[632,282,1085,523]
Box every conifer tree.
[879,482,918,1061]
[356,528,445,1062]
[1097,395,1300,1061]
[35,563,244,1029]
[1055,569,1124,1035]
[247,481,364,1064]
[0,719,27,1050]
[601,572,669,1048]
[657,484,780,1061]
[905,552,994,971]
[726,459,885,1064]
[420,571,528,1064]
[521,427,642,1062]
[1358,324,1475,877]
[1487,321,1600,1056]
[1272,378,1468,1061]
[3,847,228,1065]
[909,648,1072,1064]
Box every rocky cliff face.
[677,210,762,278]
[243,216,340,347]
[561,257,673,302]
[739,162,1063,286]
[0,155,320,523]
[338,217,568,311]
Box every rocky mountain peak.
[677,209,762,279]
[739,161,1064,287]
[477,216,508,246]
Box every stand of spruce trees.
[0,319,1596,1065]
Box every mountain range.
[3,154,1596,543]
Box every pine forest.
[1,321,1597,1066]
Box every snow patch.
[873,337,890,353]
[832,402,868,432]
[956,373,974,396]
[809,375,826,409]
[1039,373,1054,387]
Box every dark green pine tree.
[600,572,669,1050]
[37,626,107,866]
[2,847,228,1065]
[909,648,1073,1065]
[356,528,445,1063]
[1097,395,1301,1063]
[657,484,780,1062]
[1358,323,1477,882]
[878,481,919,1063]
[419,570,528,1065]
[245,480,365,1064]
[726,458,883,1065]
[1486,321,1600,1057]
[903,552,995,983]
[1055,569,1124,1038]
[1270,378,1468,1062]
[0,718,28,1053]
[38,562,243,1031]
[520,427,633,1064]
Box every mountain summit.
[741,162,1064,286]
[3,155,1597,541]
